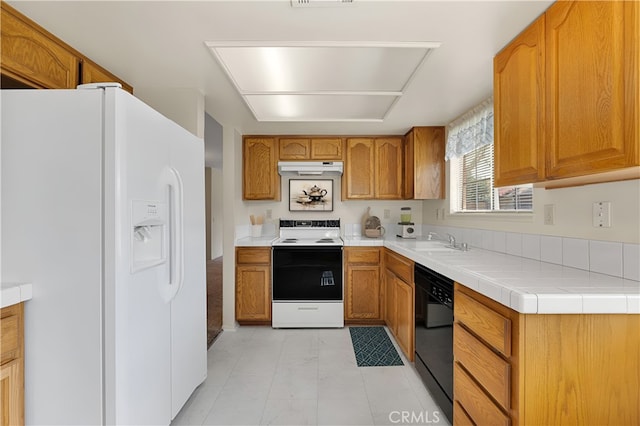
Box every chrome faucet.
[447,233,456,247]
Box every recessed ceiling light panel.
[206,41,440,122]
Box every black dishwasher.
[414,263,453,424]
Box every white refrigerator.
[1,84,207,425]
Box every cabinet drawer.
[1,312,19,365]
[454,323,510,410]
[455,291,511,356]
[384,250,413,284]
[454,362,510,426]
[236,247,271,265]
[345,247,380,264]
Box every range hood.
[277,161,343,176]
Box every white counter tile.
[582,294,628,314]
[537,293,582,314]
[1,282,33,308]
[562,238,590,271]
[541,235,563,265]
[235,236,277,247]
[506,233,522,257]
[590,240,623,277]
[522,234,541,260]
[381,236,639,314]
[623,244,640,281]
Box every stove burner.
[317,238,335,243]
[281,238,298,243]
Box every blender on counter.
[397,207,416,239]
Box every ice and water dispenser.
[131,200,167,272]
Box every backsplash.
[422,224,640,282]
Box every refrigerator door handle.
[167,167,185,301]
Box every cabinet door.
[375,137,403,199]
[81,58,133,93]
[545,0,639,179]
[279,138,310,160]
[411,127,445,199]
[344,138,375,199]
[236,265,271,321]
[0,359,24,426]
[243,137,280,200]
[493,16,545,187]
[395,277,414,361]
[345,265,381,320]
[384,269,397,334]
[1,3,79,89]
[311,138,343,160]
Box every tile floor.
[172,326,451,426]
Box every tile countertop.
[1,282,33,309]
[343,236,640,314]
[235,236,278,247]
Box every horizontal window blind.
[454,144,532,212]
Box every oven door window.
[272,247,343,301]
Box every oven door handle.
[298,306,319,310]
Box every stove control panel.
[279,219,340,228]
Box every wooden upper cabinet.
[279,138,310,160]
[545,0,639,179]
[243,137,280,200]
[310,138,342,160]
[375,137,403,199]
[494,15,545,187]
[1,2,133,93]
[344,138,375,199]
[1,2,79,89]
[81,58,133,93]
[279,137,343,160]
[343,137,402,200]
[404,127,445,199]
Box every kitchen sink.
[413,246,457,252]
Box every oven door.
[272,246,343,301]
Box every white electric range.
[271,219,344,328]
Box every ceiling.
[8,0,552,147]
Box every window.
[446,97,532,213]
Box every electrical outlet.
[265,209,272,220]
[435,208,440,220]
[592,201,611,228]
[384,209,390,219]
[544,204,554,225]
[441,208,446,220]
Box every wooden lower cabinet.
[0,303,24,426]
[454,283,640,426]
[383,249,414,361]
[344,247,383,322]
[235,247,271,323]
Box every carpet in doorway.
[349,327,404,367]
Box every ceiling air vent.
[291,0,354,8]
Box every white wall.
[234,175,425,237]
[423,162,640,244]
[134,87,205,138]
